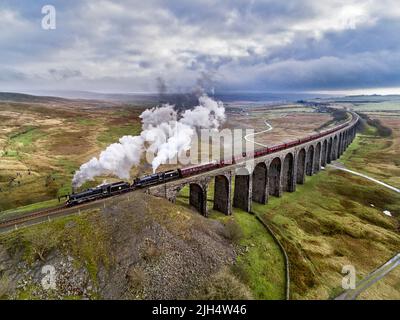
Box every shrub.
[223,219,243,243]
[141,241,162,262]
[358,112,392,137]
[126,266,146,291]
[196,267,253,300]
[23,226,60,262]
[0,275,10,299]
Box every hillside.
[0,92,71,104]
[0,192,249,299]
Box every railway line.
[0,110,358,233]
[0,189,141,233]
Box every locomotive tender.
[66,119,352,207]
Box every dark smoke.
[156,76,168,102]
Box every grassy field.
[336,106,400,300]
[258,169,400,299]
[352,102,400,112]
[0,207,109,286]
[0,101,144,213]
[358,265,400,299]
[340,118,400,187]
[1,97,399,299]
[0,198,61,222]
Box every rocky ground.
[0,193,241,299]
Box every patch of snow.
[383,210,392,217]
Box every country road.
[330,163,400,194]
[244,119,273,148]
[330,163,400,300]
[335,254,400,300]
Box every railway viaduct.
[147,114,359,216]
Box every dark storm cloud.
[219,51,400,91]
[1,0,400,93]
[0,68,28,81]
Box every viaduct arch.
[269,157,282,197]
[282,153,295,192]
[306,145,314,176]
[252,162,268,204]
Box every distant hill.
[8,90,334,107]
[4,90,398,107]
[1,91,202,108]
[0,92,70,103]
[331,94,400,103]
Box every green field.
[340,121,400,187]
[0,101,144,212]
[258,168,400,299]
[352,102,400,112]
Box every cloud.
[0,0,400,92]
[48,68,82,80]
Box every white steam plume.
[149,121,195,171]
[150,95,225,171]
[72,135,144,187]
[72,95,225,188]
[140,104,177,129]
[181,95,225,129]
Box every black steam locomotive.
[66,181,131,206]
[133,170,180,187]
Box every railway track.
[0,189,136,233]
[0,206,66,229]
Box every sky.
[1,0,400,95]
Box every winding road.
[330,163,400,300]
[330,163,400,194]
[244,119,273,148]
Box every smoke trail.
[140,103,177,129]
[72,94,225,188]
[145,95,225,172]
[181,95,225,129]
[72,135,144,188]
[149,121,195,172]
[156,76,167,100]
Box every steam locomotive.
[66,181,131,206]
[66,118,354,207]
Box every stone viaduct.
[147,113,359,216]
